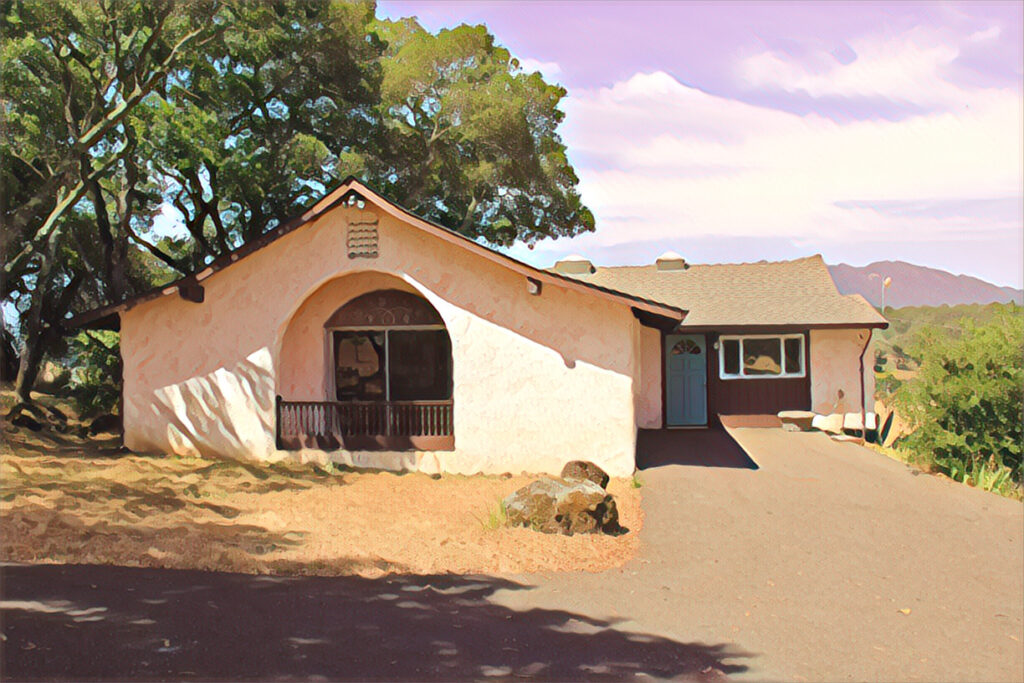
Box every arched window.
[325,289,452,403]
[671,338,702,355]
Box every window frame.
[325,324,451,401]
[718,333,806,380]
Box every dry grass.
[1,413,642,578]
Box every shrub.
[894,304,1022,487]
[63,330,122,418]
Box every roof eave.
[678,321,889,332]
[66,177,686,329]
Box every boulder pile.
[503,460,621,536]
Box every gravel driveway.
[495,428,1024,681]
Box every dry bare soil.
[0,417,641,577]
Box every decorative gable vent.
[347,219,379,259]
[656,251,687,271]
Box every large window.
[326,289,453,403]
[333,329,452,401]
[719,334,805,380]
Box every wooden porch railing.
[276,397,454,451]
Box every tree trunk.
[85,162,128,301]
[1,327,19,383]
[14,318,48,404]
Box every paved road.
[3,429,1022,681]
[495,429,1024,682]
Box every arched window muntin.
[325,289,453,403]
[671,338,702,355]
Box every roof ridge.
[587,254,825,270]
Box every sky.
[379,0,1024,288]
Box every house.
[72,178,887,477]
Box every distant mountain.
[828,261,1023,308]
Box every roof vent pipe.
[656,251,687,271]
[553,254,595,275]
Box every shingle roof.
[556,255,887,328]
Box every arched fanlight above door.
[671,338,702,355]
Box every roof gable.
[69,178,685,330]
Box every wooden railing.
[276,397,454,451]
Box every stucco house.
[73,178,887,477]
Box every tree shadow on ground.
[2,420,126,458]
[1,563,751,681]
[2,449,351,573]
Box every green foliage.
[64,330,122,417]
[893,304,1023,487]
[875,371,903,398]
[874,303,1009,371]
[3,0,594,403]
[630,474,644,489]
[372,19,594,245]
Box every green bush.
[63,331,122,418]
[894,304,1022,487]
[875,371,903,399]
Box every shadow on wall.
[389,217,639,376]
[145,348,276,459]
[2,563,751,681]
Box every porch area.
[276,398,454,451]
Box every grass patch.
[630,474,644,489]
[868,443,1023,501]
[478,500,508,530]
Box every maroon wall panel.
[706,332,811,424]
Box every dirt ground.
[0,415,641,578]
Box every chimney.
[553,254,595,275]
[655,251,687,271]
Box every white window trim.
[718,333,806,380]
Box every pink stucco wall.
[636,326,663,429]
[120,203,643,476]
[809,328,875,415]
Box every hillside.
[872,302,1012,362]
[829,261,1022,308]
[871,302,1019,397]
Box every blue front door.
[666,334,708,426]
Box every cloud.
[517,57,562,77]
[530,68,1021,285]
[735,24,1002,108]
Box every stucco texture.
[809,328,875,415]
[121,204,642,477]
[635,326,663,429]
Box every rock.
[560,460,610,488]
[778,410,815,432]
[88,413,122,435]
[811,413,844,434]
[11,414,43,432]
[504,477,620,536]
[842,412,877,432]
